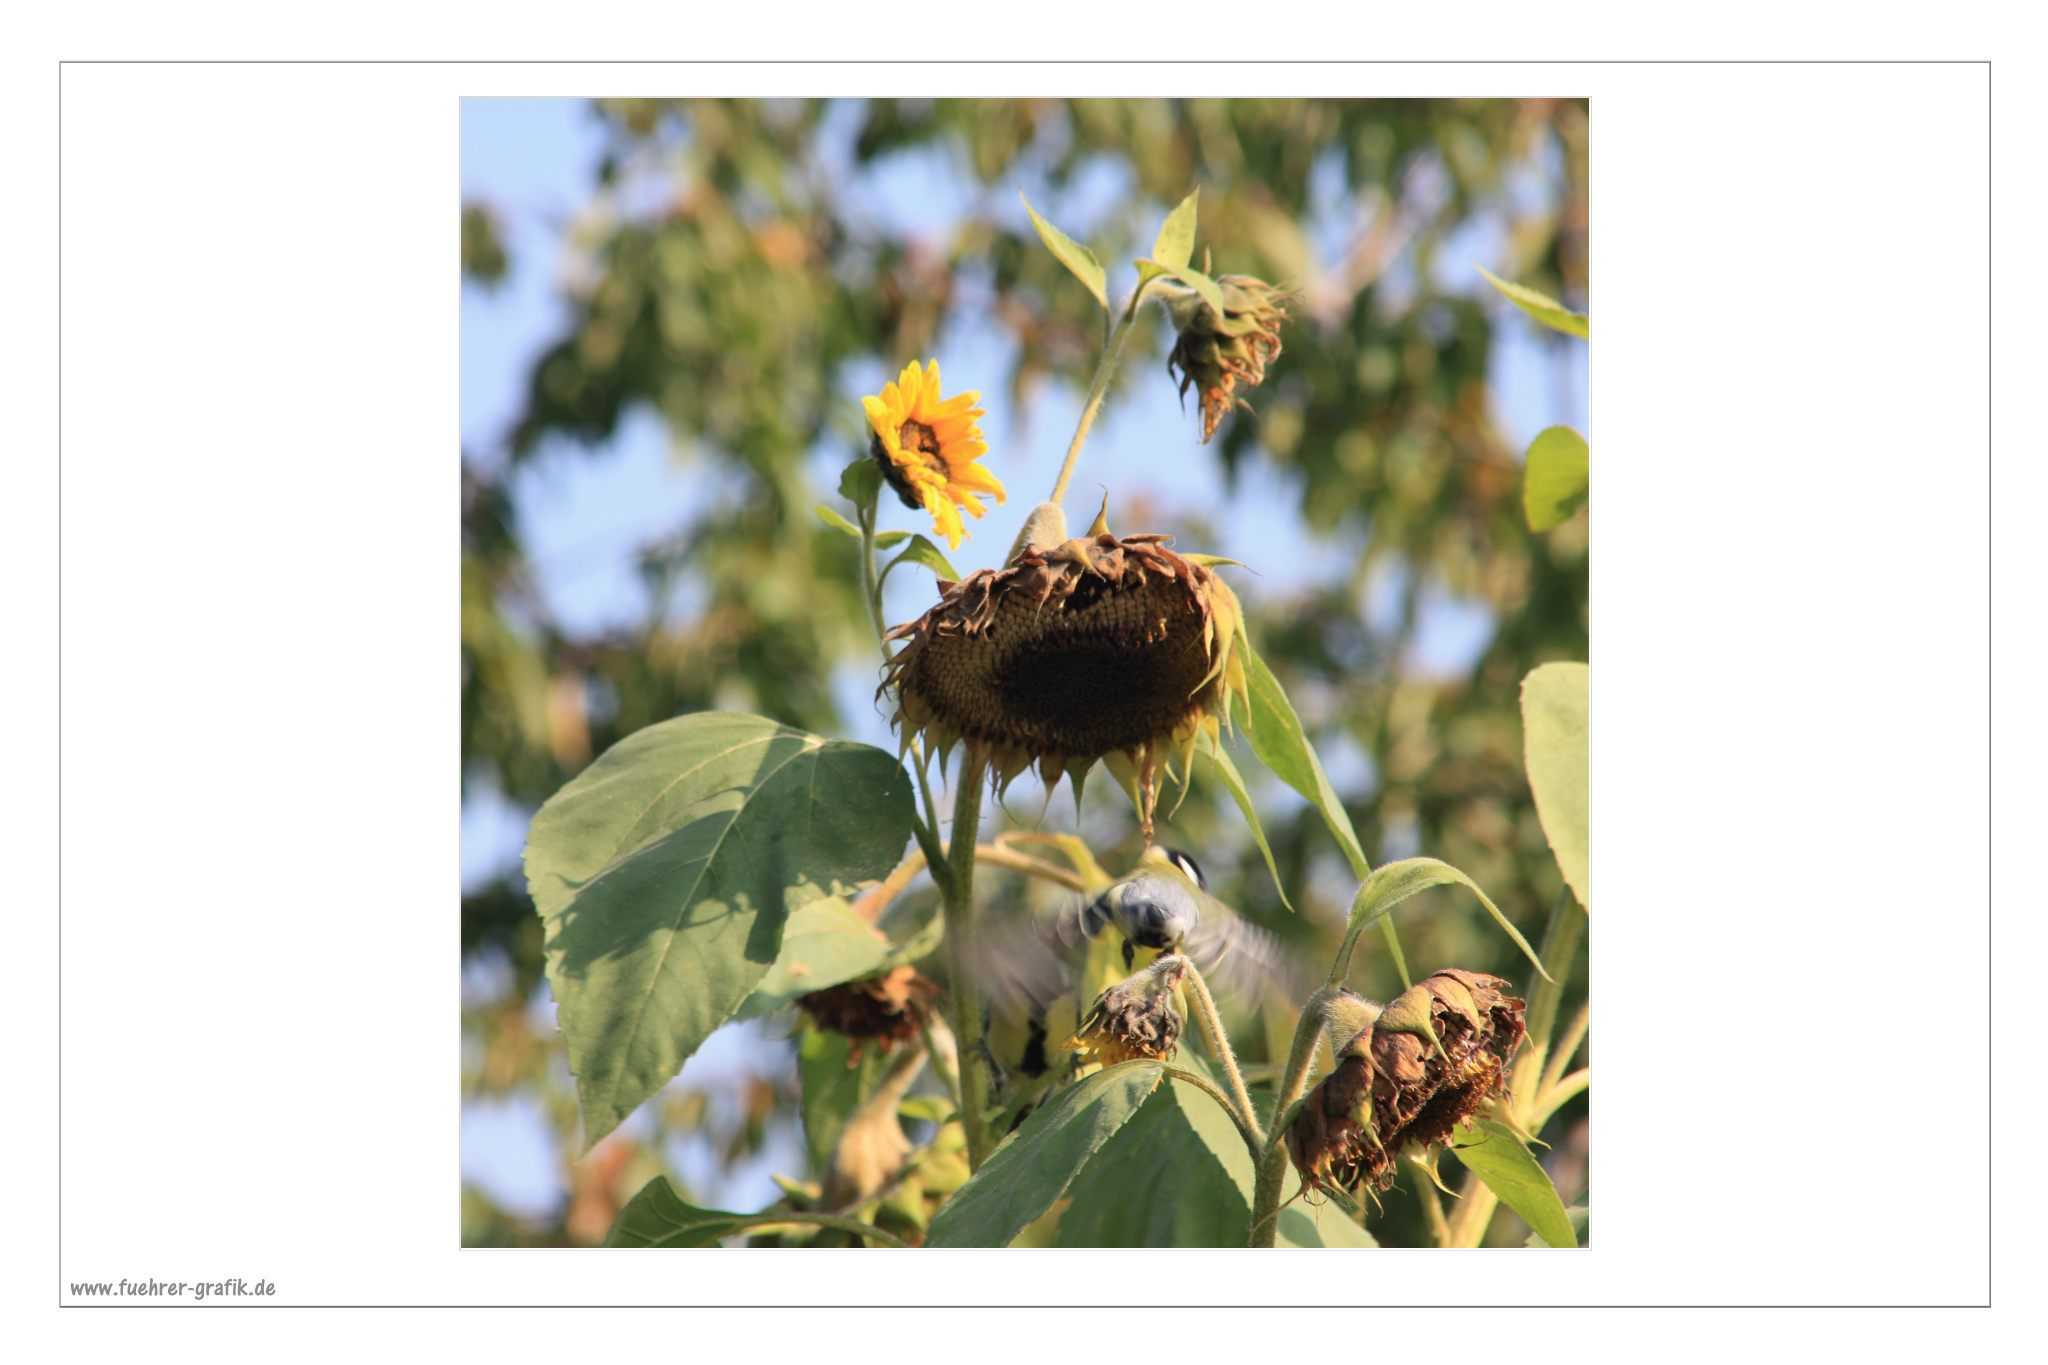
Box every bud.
[795,967,940,1066]
[1164,275,1291,443]
[1061,953,1189,1067]
[1286,970,1526,1196]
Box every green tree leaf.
[1331,857,1548,985]
[1523,426,1589,532]
[1152,189,1200,270]
[1521,662,1589,909]
[1195,731,1291,911]
[872,529,909,549]
[815,503,863,538]
[525,712,914,1148]
[1526,1205,1589,1248]
[604,1178,752,1247]
[1020,191,1109,313]
[925,1061,1164,1247]
[1449,1117,1579,1247]
[879,533,960,588]
[839,455,882,508]
[1478,266,1589,339]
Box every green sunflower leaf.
[1521,662,1589,909]
[1523,426,1589,532]
[1330,857,1549,987]
[1020,191,1109,314]
[525,712,914,1149]
[604,1178,752,1247]
[1478,266,1589,340]
[880,533,961,587]
[839,456,881,509]
[815,503,862,538]
[1195,730,1291,912]
[925,1060,1165,1247]
[1448,1117,1579,1248]
[1152,188,1200,271]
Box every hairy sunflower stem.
[1181,962,1264,1150]
[1248,986,1339,1247]
[1047,299,1142,506]
[1415,1168,1454,1248]
[943,763,994,1170]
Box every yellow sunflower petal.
[921,485,966,549]
[949,461,1007,501]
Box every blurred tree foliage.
[461,97,1588,1246]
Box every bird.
[975,842,1292,1128]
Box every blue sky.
[459,97,1587,1221]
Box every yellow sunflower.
[862,360,1006,550]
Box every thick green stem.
[943,766,994,1170]
[1181,962,1263,1150]
[1249,987,1337,1247]
[1047,303,1141,506]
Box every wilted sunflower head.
[880,500,1249,837]
[1286,971,1527,1197]
[1165,275,1292,443]
[795,967,941,1066]
[862,359,1006,550]
[1062,953,1188,1067]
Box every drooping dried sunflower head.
[795,966,940,1065]
[880,501,1249,836]
[1062,953,1188,1067]
[1286,971,1527,1197]
[1165,275,1291,443]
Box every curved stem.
[1181,963,1263,1149]
[943,764,994,1170]
[1248,987,1337,1247]
[1047,304,1141,506]
[1539,1002,1589,1100]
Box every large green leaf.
[525,712,914,1147]
[1448,1118,1579,1248]
[1331,857,1548,986]
[1523,426,1589,532]
[1020,192,1109,313]
[1478,267,1589,339]
[925,1061,1164,1247]
[1521,662,1589,909]
[1051,1075,1248,1246]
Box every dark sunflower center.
[985,585,1211,756]
[898,420,941,458]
